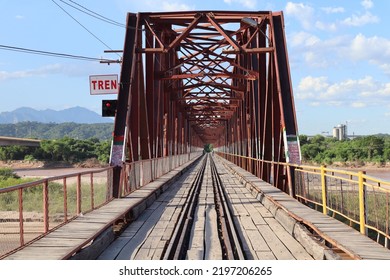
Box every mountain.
[0,107,113,124]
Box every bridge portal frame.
[110,11,300,197]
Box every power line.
[0,44,117,62]
[51,0,121,58]
[59,0,126,28]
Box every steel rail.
[162,155,207,259]
[209,155,245,260]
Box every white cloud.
[321,7,345,14]
[289,31,320,47]
[289,32,348,68]
[161,2,194,11]
[379,64,390,76]
[290,32,390,76]
[342,11,379,26]
[315,21,337,32]
[361,0,374,9]
[296,76,390,107]
[0,64,63,81]
[351,102,366,108]
[285,2,314,30]
[298,76,329,93]
[15,15,24,20]
[223,0,256,9]
[303,51,328,68]
[348,34,390,64]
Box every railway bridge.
[1,10,390,261]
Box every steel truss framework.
[110,11,300,196]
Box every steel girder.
[110,11,300,196]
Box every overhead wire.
[51,0,122,59]
[0,44,115,62]
[59,0,126,28]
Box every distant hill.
[0,122,113,140]
[0,106,113,124]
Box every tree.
[204,144,213,153]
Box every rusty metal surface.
[112,10,300,195]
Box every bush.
[300,134,390,165]
[0,167,19,180]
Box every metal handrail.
[217,152,390,248]
[0,167,114,259]
[0,152,202,259]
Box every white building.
[333,124,347,140]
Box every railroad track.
[99,154,344,260]
[161,154,245,260]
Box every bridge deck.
[220,156,390,260]
[4,155,390,260]
[98,156,316,260]
[3,158,198,260]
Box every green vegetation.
[0,122,113,140]
[0,167,35,189]
[0,137,111,164]
[0,167,107,215]
[299,134,390,165]
[204,144,213,153]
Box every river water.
[362,169,390,182]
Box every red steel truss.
[110,11,300,196]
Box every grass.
[0,175,108,216]
[297,175,390,246]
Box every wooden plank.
[253,203,274,218]
[241,200,267,225]
[187,249,204,260]
[257,224,295,260]
[29,238,85,247]
[189,230,204,249]
[232,204,249,216]
[239,215,258,230]
[245,229,270,252]
[204,205,222,259]
[255,251,276,260]
[265,218,313,260]
[97,236,133,259]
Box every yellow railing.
[217,152,390,248]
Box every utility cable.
[51,0,121,58]
[59,0,126,28]
[0,44,117,62]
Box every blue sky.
[1,0,389,136]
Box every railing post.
[76,174,81,214]
[63,178,68,223]
[358,171,366,234]
[321,165,327,215]
[90,173,94,210]
[43,180,49,232]
[18,188,24,246]
[140,161,144,187]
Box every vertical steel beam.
[111,13,137,198]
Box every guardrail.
[0,152,202,259]
[217,152,390,248]
[0,167,113,258]
[121,152,202,196]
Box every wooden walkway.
[218,155,390,260]
[4,154,390,260]
[3,157,199,260]
[98,156,327,260]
